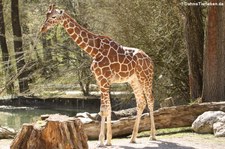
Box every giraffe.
[40,4,156,146]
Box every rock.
[76,111,118,121]
[113,107,137,118]
[76,112,99,123]
[11,114,88,149]
[213,115,225,137]
[192,111,225,136]
[192,111,225,133]
[76,112,90,118]
[213,122,225,137]
[0,126,16,139]
[90,113,101,121]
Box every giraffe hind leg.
[144,82,156,140]
[129,80,146,143]
[136,66,156,140]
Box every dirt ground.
[88,132,225,149]
[0,132,224,149]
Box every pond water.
[0,105,92,131]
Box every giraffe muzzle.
[40,25,48,33]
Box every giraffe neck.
[62,12,100,58]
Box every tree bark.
[183,0,204,99]
[11,114,88,149]
[11,0,29,93]
[202,0,225,101]
[77,56,91,96]
[0,0,14,94]
[79,81,90,96]
[42,33,53,63]
[78,102,225,139]
[41,33,54,77]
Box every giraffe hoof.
[150,136,156,141]
[105,142,112,146]
[130,139,137,143]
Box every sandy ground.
[0,132,225,149]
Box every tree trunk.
[78,61,91,96]
[0,0,14,94]
[11,0,29,93]
[202,0,225,102]
[41,33,54,77]
[42,33,53,62]
[79,81,90,96]
[78,102,225,139]
[183,0,204,99]
[11,114,88,149]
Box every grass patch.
[136,127,192,138]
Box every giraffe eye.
[52,16,56,19]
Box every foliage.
[0,0,189,103]
[83,0,189,101]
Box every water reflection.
[0,106,81,131]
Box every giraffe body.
[41,5,156,146]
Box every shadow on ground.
[119,140,194,149]
[89,140,195,149]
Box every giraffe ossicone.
[40,4,156,146]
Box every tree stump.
[10,114,88,149]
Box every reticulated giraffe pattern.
[40,4,156,146]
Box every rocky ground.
[0,132,225,149]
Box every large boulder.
[213,116,225,137]
[192,111,225,137]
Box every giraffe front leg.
[106,107,112,146]
[98,111,105,147]
[99,104,111,146]
[98,85,111,146]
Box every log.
[11,114,88,149]
[77,102,225,139]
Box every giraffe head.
[40,4,64,33]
